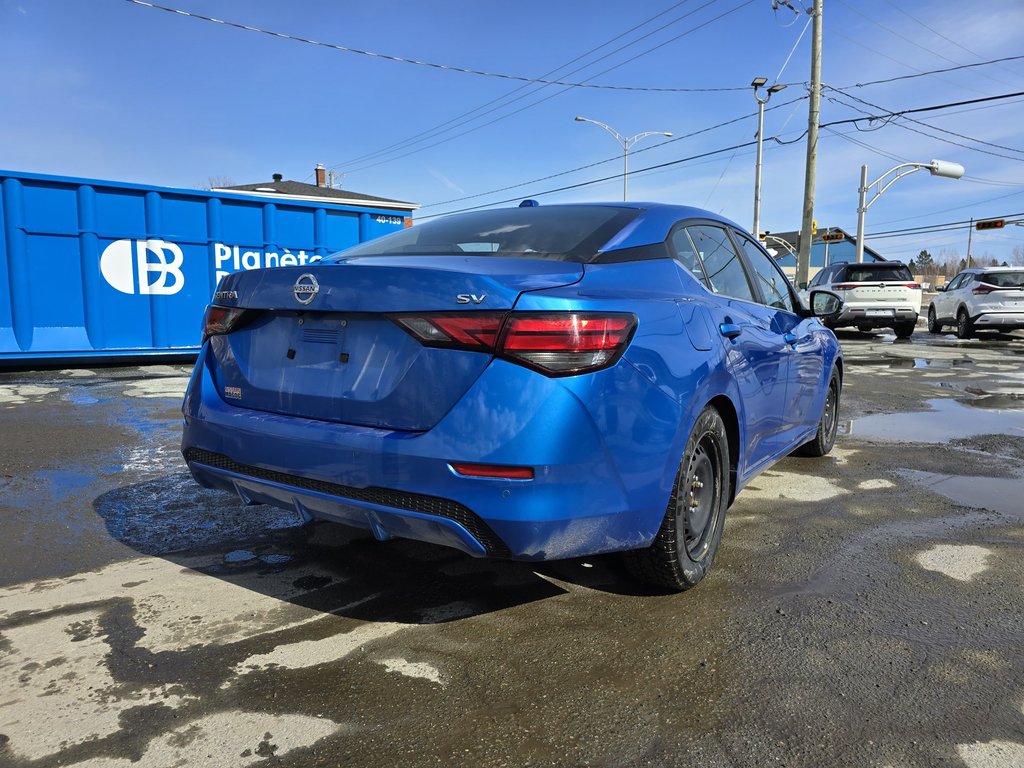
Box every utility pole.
[966,217,974,268]
[796,0,822,287]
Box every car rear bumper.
[833,307,918,328]
[972,311,1024,329]
[180,346,681,561]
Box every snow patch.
[378,657,444,686]
[916,544,993,582]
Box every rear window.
[840,264,913,282]
[980,271,1024,288]
[328,206,641,263]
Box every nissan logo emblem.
[293,273,319,305]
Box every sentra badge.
[293,273,319,305]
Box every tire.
[894,322,915,339]
[956,308,974,340]
[795,369,841,458]
[624,406,729,592]
[856,325,873,334]
[927,306,942,334]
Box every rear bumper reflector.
[450,462,535,480]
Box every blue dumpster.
[0,169,414,365]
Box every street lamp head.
[767,83,787,94]
[662,132,674,137]
[751,76,768,88]
[574,116,586,122]
[928,159,965,179]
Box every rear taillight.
[500,313,636,374]
[393,311,637,376]
[972,284,996,295]
[903,282,921,289]
[831,283,856,291]
[393,313,505,351]
[202,305,249,342]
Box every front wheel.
[795,369,841,457]
[624,406,730,591]
[957,309,974,340]
[927,306,942,334]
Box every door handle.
[719,323,742,339]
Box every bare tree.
[206,176,235,190]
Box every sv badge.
[456,293,487,305]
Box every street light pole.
[574,116,673,201]
[751,77,787,240]
[855,159,965,263]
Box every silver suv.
[928,267,1024,338]
[802,261,921,338]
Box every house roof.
[213,179,418,211]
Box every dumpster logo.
[100,239,185,295]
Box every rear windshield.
[328,206,641,263]
[980,271,1024,288]
[841,264,913,282]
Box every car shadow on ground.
[91,472,669,627]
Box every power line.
[837,53,1024,90]
[416,140,763,219]
[864,212,1024,240]
[334,0,758,176]
[326,0,699,172]
[882,2,1024,88]
[413,94,1024,219]
[826,86,1024,157]
[122,0,753,93]
[418,96,807,210]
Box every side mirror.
[809,289,843,321]
[798,281,809,290]
[934,285,946,292]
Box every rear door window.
[733,233,796,312]
[686,225,756,302]
[669,227,712,289]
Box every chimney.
[272,173,283,182]
[315,163,326,187]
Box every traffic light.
[976,219,1005,230]
[821,231,844,242]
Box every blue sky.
[4,0,1024,265]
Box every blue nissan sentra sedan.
[182,203,843,591]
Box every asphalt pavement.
[1,327,1022,768]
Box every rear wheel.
[956,308,974,340]
[624,406,729,591]
[795,369,841,457]
[894,322,915,339]
[927,306,942,334]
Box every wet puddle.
[851,399,1024,442]
[846,356,974,370]
[900,469,1024,518]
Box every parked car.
[801,261,922,338]
[928,267,1024,338]
[181,203,844,591]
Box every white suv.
[928,267,1024,339]
[802,261,922,338]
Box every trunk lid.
[206,256,583,430]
